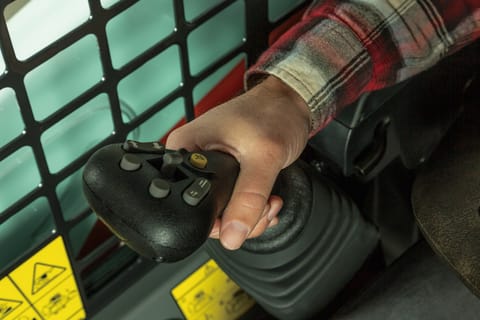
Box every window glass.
[5,0,90,60]
[41,94,113,173]
[127,98,185,141]
[0,88,24,147]
[25,35,102,121]
[101,0,122,9]
[0,198,55,274]
[0,147,40,214]
[0,49,5,73]
[118,45,182,122]
[69,213,99,258]
[57,166,88,221]
[187,1,245,75]
[183,0,224,21]
[193,54,245,105]
[268,0,308,22]
[106,0,175,68]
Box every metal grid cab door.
[0,0,309,316]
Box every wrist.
[259,75,312,133]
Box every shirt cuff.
[245,16,373,134]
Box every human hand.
[166,76,310,250]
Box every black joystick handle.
[82,140,239,262]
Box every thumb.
[165,126,197,151]
[219,160,280,250]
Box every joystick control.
[82,140,239,262]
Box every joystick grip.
[82,141,239,262]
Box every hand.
[166,76,311,250]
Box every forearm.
[246,0,480,133]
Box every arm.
[247,0,480,133]
[167,0,480,250]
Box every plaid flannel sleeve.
[246,0,480,134]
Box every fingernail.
[220,222,249,250]
[267,211,275,222]
[210,226,220,238]
[268,217,279,228]
[264,203,273,221]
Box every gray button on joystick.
[120,154,142,171]
[183,178,211,206]
[161,152,184,178]
[149,178,170,199]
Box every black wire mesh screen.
[0,0,308,316]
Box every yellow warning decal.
[172,259,255,320]
[0,236,86,320]
[0,277,40,320]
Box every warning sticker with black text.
[172,259,255,320]
[0,236,86,320]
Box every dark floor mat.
[412,103,480,297]
[332,241,480,320]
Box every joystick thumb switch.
[149,178,170,199]
[189,153,208,169]
[183,177,211,206]
[120,153,142,171]
[161,152,184,178]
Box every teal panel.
[0,88,24,147]
[183,0,224,21]
[187,1,245,75]
[101,0,121,9]
[25,35,103,121]
[106,0,175,68]
[5,0,90,60]
[41,94,113,173]
[0,146,40,214]
[118,45,182,123]
[127,98,185,141]
[268,0,308,22]
[193,54,245,105]
[56,166,88,221]
[0,51,5,73]
[69,212,98,257]
[0,197,55,273]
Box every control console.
[82,140,239,262]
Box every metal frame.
[0,0,307,316]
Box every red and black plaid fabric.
[247,0,480,134]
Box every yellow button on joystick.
[189,153,208,169]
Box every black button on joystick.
[122,140,165,154]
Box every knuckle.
[223,192,268,227]
[236,191,268,213]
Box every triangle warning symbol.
[0,298,23,320]
[31,262,67,295]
